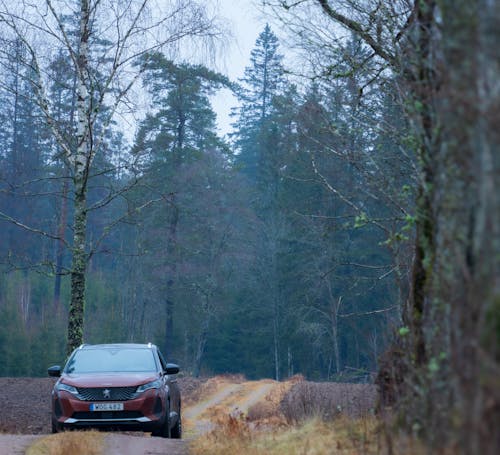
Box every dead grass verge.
[26,431,104,455]
[190,415,382,455]
[247,380,294,423]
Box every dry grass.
[202,380,264,417]
[189,414,444,455]
[26,431,104,455]
[280,381,377,423]
[247,400,278,422]
[247,380,295,423]
[191,375,245,406]
[177,376,206,406]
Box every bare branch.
[316,0,397,65]
[0,210,69,246]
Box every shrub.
[178,377,206,405]
[279,381,376,424]
[247,400,277,421]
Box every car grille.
[76,387,137,401]
[72,411,143,420]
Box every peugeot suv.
[48,343,181,438]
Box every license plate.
[90,403,124,411]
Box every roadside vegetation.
[191,415,376,455]
[191,377,378,454]
[26,431,103,455]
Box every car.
[48,343,181,438]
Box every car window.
[65,348,157,373]
[157,349,168,371]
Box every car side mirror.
[165,363,180,375]
[48,365,61,377]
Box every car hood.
[60,372,159,388]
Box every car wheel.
[152,402,170,438]
[170,408,182,439]
[51,420,61,434]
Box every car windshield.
[65,348,157,374]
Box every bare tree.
[0,0,221,354]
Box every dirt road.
[104,433,187,455]
[184,378,278,435]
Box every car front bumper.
[52,388,166,431]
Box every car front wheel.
[152,402,170,438]
[51,420,61,434]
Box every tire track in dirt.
[183,382,242,434]
[183,379,279,436]
[183,382,242,421]
[229,380,275,414]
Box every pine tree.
[131,53,232,360]
[233,24,285,182]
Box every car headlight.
[136,379,162,393]
[56,382,79,395]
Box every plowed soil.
[0,377,55,434]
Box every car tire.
[51,420,61,434]
[170,407,182,439]
[152,401,171,438]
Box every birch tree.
[0,0,220,354]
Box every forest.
[0,1,498,453]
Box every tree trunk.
[193,298,210,378]
[436,1,500,452]
[66,0,91,355]
[331,314,340,375]
[404,0,439,370]
[165,199,179,356]
[67,183,88,355]
[273,312,280,381]
[53,180,68,313]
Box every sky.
[211,0,268,136]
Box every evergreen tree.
[231,26,294,379]
[233,24,285,181]
[0,38,52,260]
[131,54,233,362]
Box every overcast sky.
[212,0,269,136]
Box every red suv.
[48,343,181,438]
